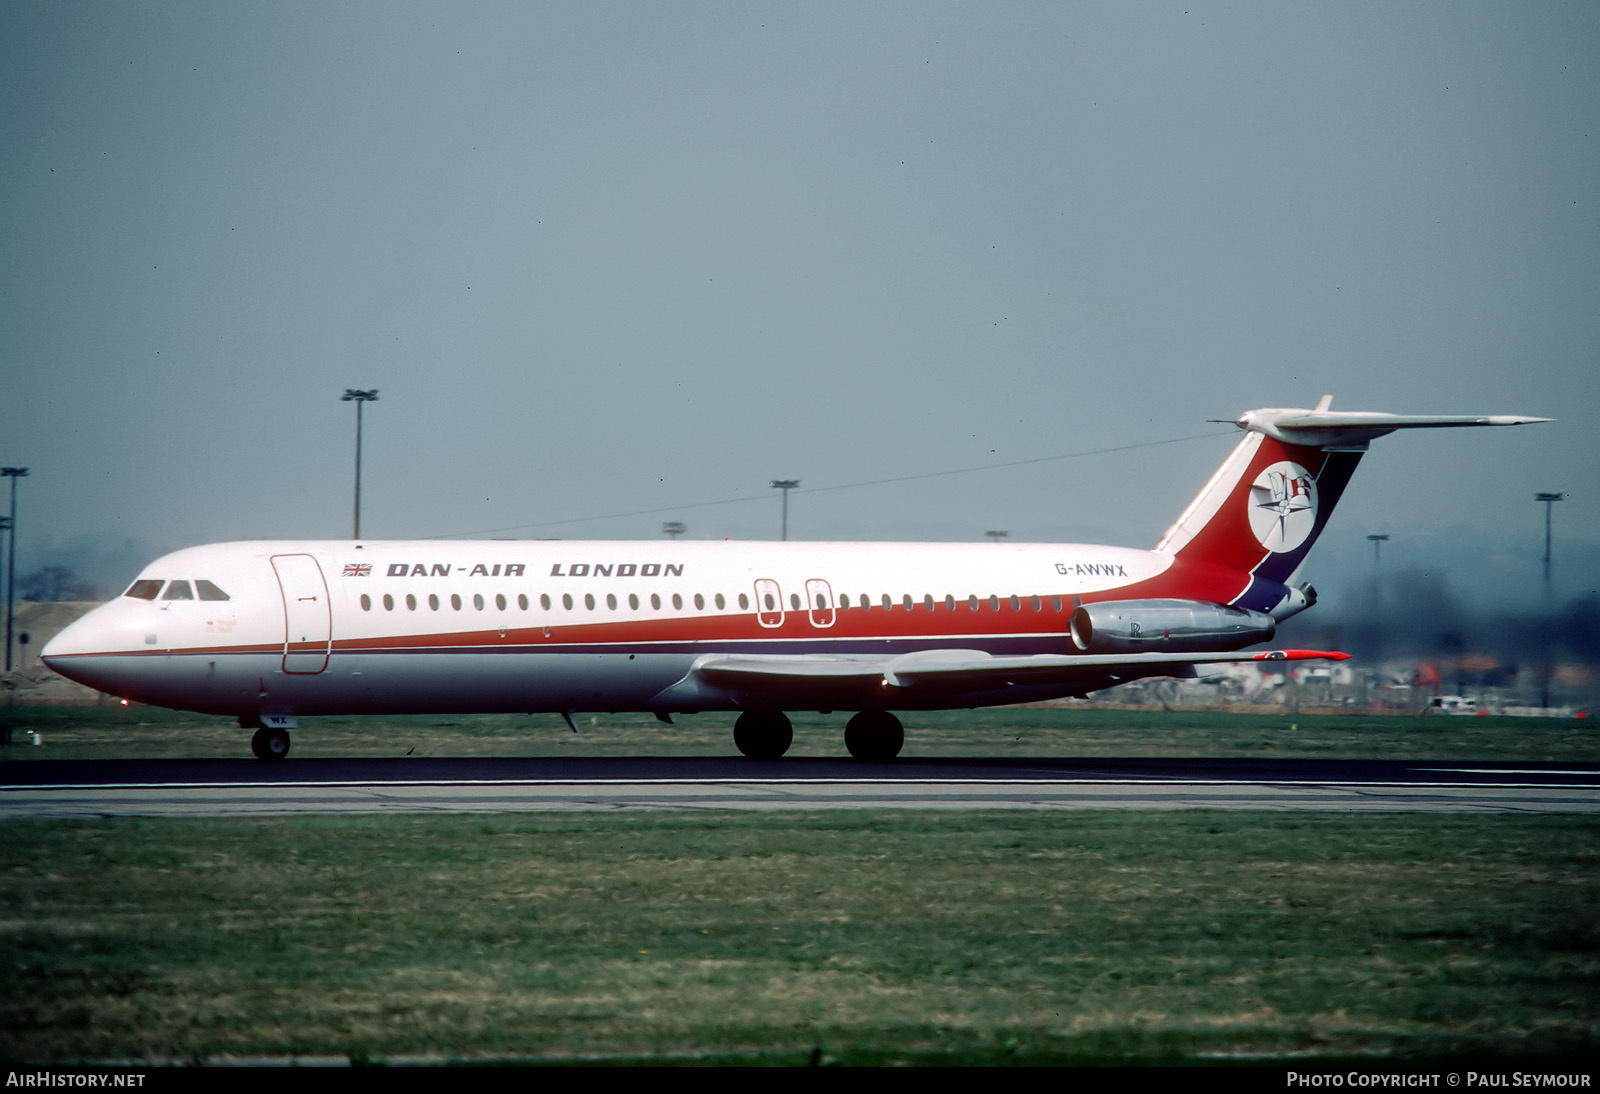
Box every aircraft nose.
[40,606,136,691]
[41,613,106,662]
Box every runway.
[3,756,1598,818]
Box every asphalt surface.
[3,756,1598,818]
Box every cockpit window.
[161,580,194,600]
[195,579,230,601]
[125,579,164,600]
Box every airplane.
[41,398,1547,761]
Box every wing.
[649,647,1347,710]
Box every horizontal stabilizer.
[1237,404,1550,447]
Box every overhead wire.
[431,429,1236,539]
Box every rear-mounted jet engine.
[1070,599,1276,654]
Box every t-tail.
[1154,396,1549,620]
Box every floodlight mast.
[341,390,379,539]
[2,467,27,672]
[769,480,799,541]
[1536,492,1564,709]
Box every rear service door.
[271,553,331,674]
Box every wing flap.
[652,648,1347,708]
[881,648,1347,688]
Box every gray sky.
[3,2,1595,595]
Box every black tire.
[733,710,793,759]
[250,726,291,761]
[845,711,904,761]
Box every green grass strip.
[3,811,1596,1064]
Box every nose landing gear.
[250,727,291,760]
[240,714,293,761]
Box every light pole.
[769,480,799,541]
[2,467,27,673]
[1366,533,1390,606]
[1536,493,1564,593]
[342,390,379,539]
[1536,492,1564,709]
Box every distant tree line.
[17,565,100,602]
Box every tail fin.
[1156,397,1548,609]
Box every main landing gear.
[733,709,793,760]
[845,711,904,762]
[731,709,906,761]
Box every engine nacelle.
[1070,599,1276,654]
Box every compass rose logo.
[1247,461,1317,553]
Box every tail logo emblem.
[1247,461,1317,553]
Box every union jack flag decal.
[343,563,372,577]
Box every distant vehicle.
[43,398,1545,760]
[1424,695,1482,715]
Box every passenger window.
[383,594,395,611]
[881,594,892,610]
[125,580,164,600]
[429,594,440,611]
[672,594,683,610]
[518,594,529,610]
[451,594,463,611]
[694,594,705,610]
[945,595,956,611]
[196,580,230,601]
[924,594,934,611]
[406,594,417,611]
[738,593,749,610]
[840,594,851,609]
[541,594,552,610]
[1031,596,1042,612]
[606,593,618,610]
[496,593,507,611]
[360,594,372,611]
[651,593,662,610]
[162,581,194,601]
[628,593,639,610]
[1052,596,1062,612]
[989,595,1000,612]
[714,593,725,610]
[562,594,573,610]
[790,593,800,610]
[968,595,979,611]
[584,594,595,610]
[902,594,913,611]
[474,594,485,610]
[1010,596,1021,612]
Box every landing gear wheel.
[845,711,904,761]
[250,726,291,761]
[733,710,793,759]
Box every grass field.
[2,811,1596,1066]
[2,703,1597,762]
[2,706,1596,1066]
